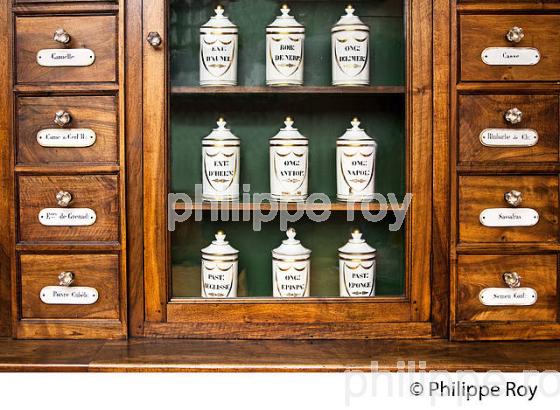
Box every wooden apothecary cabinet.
[0,0,558,349]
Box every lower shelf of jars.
[169,296,404,303]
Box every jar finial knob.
[345,4,355,15]
[351,229,362,240]
[215,5,224,16]
[284,116,294,129]
[217,117,227,129]
[351,117,361,129]
[286,227,296,240]
[281,4,291,15]
[215,230,226,242]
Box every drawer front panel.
[20,253,119,320]
[459,175,559,243]
[457,254,558,322]
[18,175,119,242]
[460,14,560,81]
[16,15,117,84]
[17,95,118,165]
[459,94,559,164]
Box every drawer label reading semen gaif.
[479,287,537,306]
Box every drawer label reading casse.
[40,286,99,305]
[479,129,539,147]
[37,128,96,148]
[38,208,97,226]
[479,287,537,306]
[36,48,95,67]
[480,208,539,227]
[481,47,540,66]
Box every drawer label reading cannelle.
[479,287,537,306]
[479,129,539,147]
[481,47,540,66]
[480,208,539,227]
[36,48,95,67]
[40,286,99,305]
[38,208,97,226]
[37,128,96,148]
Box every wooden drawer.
[20,253,119,320]
[459,94,559,164]
[457,254,558,323]
[16,15,117,84]
[460,14,560,81]
[16,95,118,165]
[18,175,119,243]
[459,175,559,243]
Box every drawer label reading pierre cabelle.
[481,47,541,66]
[479,208,539,228]
[37,128,96,148]
[38,208,97,227]
[36,48,95,67]
[479,287,537,306]
[479,129,539,147]
[40,286,99,305]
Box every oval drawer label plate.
[480,208,539,227]
[479,287,537,306]
[40,286,99,305]
[481,47,540,66]
[37,128,96,148]
[480,129,539,147]
[36,48,95,67]
[38,208,97,226]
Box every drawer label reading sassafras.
[38,208,97,226]
[479,129,539,147]
[36,48,95,67]
[481,47,540,66]
[40,286,99,305]
[479,287,537,306]
[37,128,96,148]
[480,208,539,227]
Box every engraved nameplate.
[38,208,97,226]
[37,128,96,148]
[480,129,539,147]
[479,287,537,306]
[480,208,539,227]
[40,286,98,305]
[481,47,540,66]
[36,48,95,67]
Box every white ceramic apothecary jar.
[331,5,370,86]
[266,4,305,86]
[201,230,239,298]
[200,5,238,86]
[338,230,376,297]
[202,118,240,202]
[270,117,308,202]
[336,118,376,202]
[272,228,311,297]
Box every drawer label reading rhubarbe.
[480,208,539,227]
[479,287,537,306]
[479,129,539,147]
[40,286,99,305]
[37,128,96,148]
[38,208,97,226]
[481,47,540,66]
[36,48,95,67]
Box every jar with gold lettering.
[201,231,239,298]
[272,228,311,297]
[338,229,376,297]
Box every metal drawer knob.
[58,271,75,287]
[54,110,72,127]
[504,107,523,125]
[503,272,521,288]
[504,190,523,207]
[506,26,524,43]
[56,191,73,207]
[53,28,71,45]
[146,32,162,48]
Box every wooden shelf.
[171,85,405,95]
[173,201,403,212]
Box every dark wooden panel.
[457,254,557,322]
[459,175,559,243]
[17,95,118,165]
[18,175,119,243]
[20,253,119,320]
[460,14,560,81]
[16,15,117,84]
[459,94,559,163]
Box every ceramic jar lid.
[201,231,239,258]
[338,229,376,257]
[267,4,304,32]
[202,5,237,31]
[332,5,369,33]
[270,117,308,143]
[203,118,239,143]
[272,228,311,260]
[338,118,376,145]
